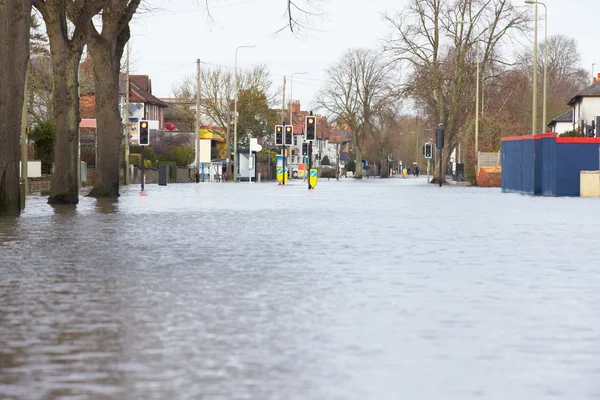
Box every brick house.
[79,58,168,136]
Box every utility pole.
[225,102,231,180]
[196,59,201,183]
[124,42,131,185]
[531,1,538,135]
[20,61,29,204]
[281,76,286,184]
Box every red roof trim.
[501,133,556,142]
[557,137,600,144]
[502,133,600,144]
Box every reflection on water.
[1,180,600,399]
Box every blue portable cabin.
[501,133,600,196]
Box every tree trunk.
[354,139,363,179]
[45,28,84,204]
[87,37,122,198]
[0,0,32,215]
[381,159,390,178]
[430,148,451,184]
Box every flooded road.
[2,178,600,399]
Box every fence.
[501,133,600,196]
[477,151,501,173]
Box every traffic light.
[139,120,149,146]
[305,116,316,141]
[302,142,308,156]
[436,125,444,150]
[424,143,432,159]
[275,125,283,145]
[284,125,293,145]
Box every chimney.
[292,100,301,114]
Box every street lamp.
[233,44,257,182]
[523,0,539,135]
[525,0,547,133]
[412,131,418,165]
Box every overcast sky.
[129,0,598,114]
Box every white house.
[565,75,600,135]
[547,109,573,134]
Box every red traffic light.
[141,122,148,129]
[285,126,292,133]
[307,117,314,124]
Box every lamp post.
[525,0,539,135]
[526,0,547,133]
[233,44,256,182]
[412,131,418,165]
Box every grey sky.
[130,0,597,114]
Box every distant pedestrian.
[415,166,420,177]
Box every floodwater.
[1,178,600,399]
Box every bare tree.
[384,0,529,182]
[173,65,275,178]
[318,48,400,179]
[515,34,589,128]
[0,0,32,215]
[34,0,102,204]
[86,0,141,198]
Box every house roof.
[568,81,600,105]
[547,109,573,127]
[130,79,169,108]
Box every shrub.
[129,145,157,166]
[129,153,142,168]
[29,121,55,173]
[345,159,356,172]
[319,168,336,178]
[560,130,582,137]
[173,146,194,166]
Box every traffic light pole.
[141,145,145,192]
[427,159,430,183]
[282,122,286,186]
[307,142,312,190]
[439,149,442,187]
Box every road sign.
[276,155,283,184]
[309,168,318,189]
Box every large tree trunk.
[431,148,451,184]
[38,5,86,205]
[86,35,123,198]
[354,137,363,179]
[48,55,81,204]
[0,0,32,215]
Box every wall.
[553,121,572,134]
[477,166,501,187]
[555,139,600,196]
[27,176,51,194]
[502,134,600,196]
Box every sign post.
[305,113,317,190]
[436,124,444,187]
